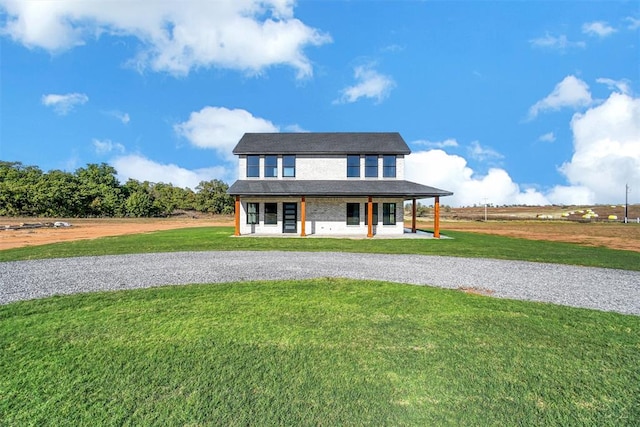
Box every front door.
[283,202,297,233]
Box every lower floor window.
[246,202,258,224]
[383,203,396,225]
[365,202,378,225]
[346,203,360,225]
[264,203,278,224]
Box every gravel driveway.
[1,251,639,315]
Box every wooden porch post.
[434,196,440,239]
[234,196,241,236]
[367,196,373,238]
[300,196,306,237]
[412,198,417,233]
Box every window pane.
[283,155,295,177]
[365,155,378,178]
[264,203,278,224]
[247,155,260,177]
[383,155,396,178]
[264,155,277,178]
[246,202,259,224]
[347,155,360,178]
[365,203,378,225]
[383,203,396,225]
[346,203,360,225]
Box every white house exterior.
[228,133,453,237]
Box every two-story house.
[228,132,453,237]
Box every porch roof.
[228,179,453,199]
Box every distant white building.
[228,133,453,237]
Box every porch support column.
[412,198,417,233]
[300,196,306,237]
[434,196,440,239]
[367,196,373,238]
[234,196,241,236]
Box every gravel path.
[1,251,639,315]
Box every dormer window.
[283,155,296,177]
[247,155,260,177]
[365,155,378,178]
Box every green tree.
[125,191,154,217]
[195,179,234,214]
[75,163,123,216]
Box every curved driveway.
[1,251,639,315]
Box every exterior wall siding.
[239,154,404,180]
[239,197,405,236]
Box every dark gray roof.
[228,180,453,199]
[232,133,411,155]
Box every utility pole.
[483,198,488,222]
[625,183,629,224]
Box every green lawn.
[1,226,639,270]
[2,279,638,426]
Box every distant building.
[228,132,453,237]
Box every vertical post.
[367,196,373,238]
[234,196,241,236]
[412,198,417,233]
[301,196,306,237]
[434,196,440,239]
[625,183,629,224]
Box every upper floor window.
[283,155,296,177]
[347,155,360,178]
[264,155,278,178]
[383,155,396,178]
[365,155,378,178]
[247,155,259,178]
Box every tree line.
[0,161,235,217]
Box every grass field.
[2,226,639,425]
[1,226,639,271]
[2,279,638,425]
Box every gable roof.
[228,180,453,199]
[232,132,411,155]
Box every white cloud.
[467,141,504,162]
[529,33,586,51]
[626,17,640,30]
[93,138,125,155]
[407,92,639,207]
[596,77,631,95]
[528,75,592,119]
[556,92,640,204]
[335,64,396,104]
[174,106,279,161]
[582,21,616,37]
[413,139,459,149]
[106,110,130,124]
[111,154,229,189]
[538,132,556,143]
[0,0,330,77]
[405,148,549,207]
[41,92,88,115]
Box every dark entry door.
[283,202,297,233]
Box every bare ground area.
[1,206,639,252]
[0,215,234,251]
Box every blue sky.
[1,0,638,206]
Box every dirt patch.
[416,219,640,252]
[0,216,234,251]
